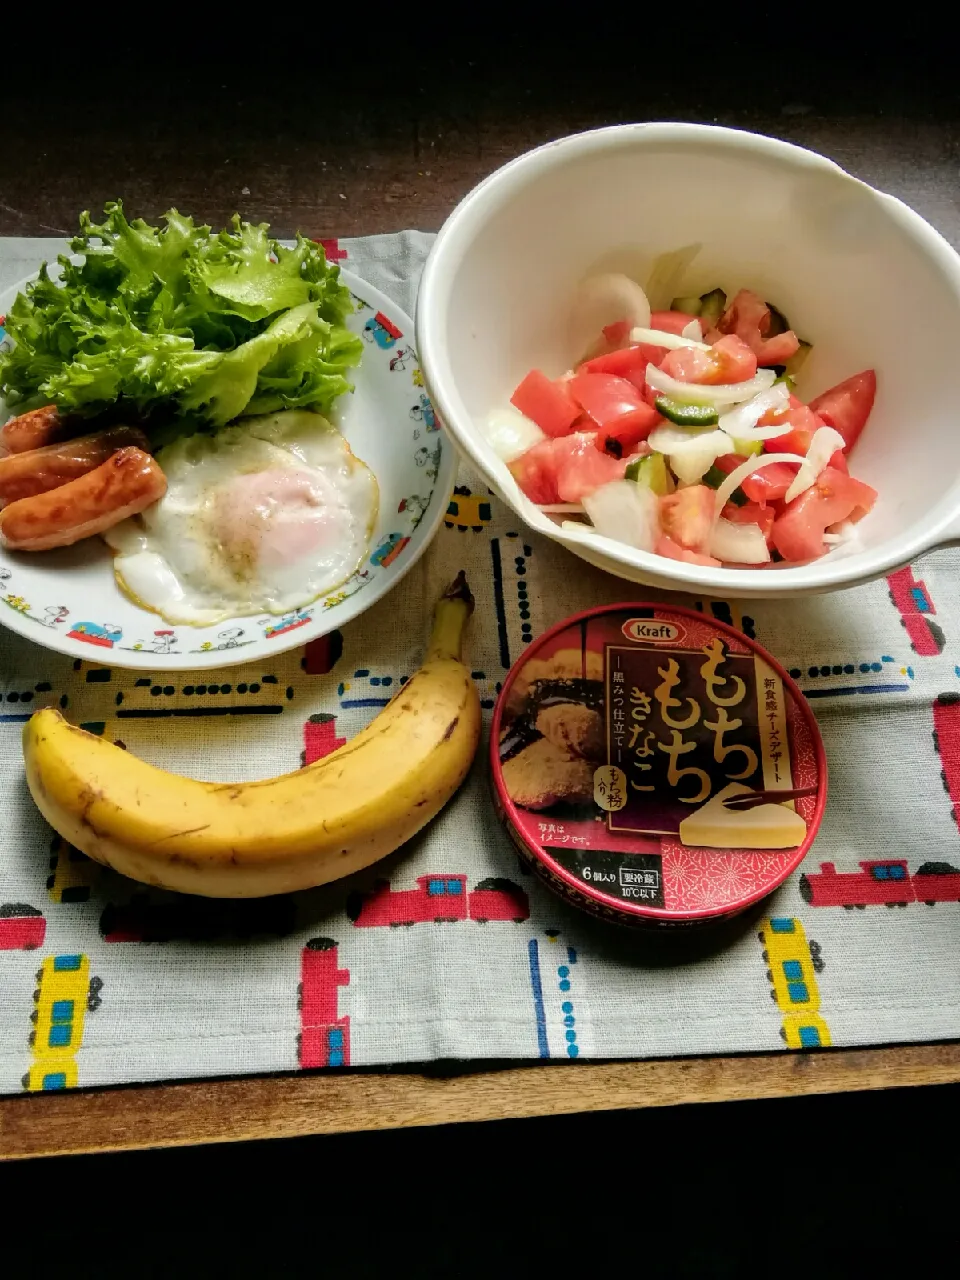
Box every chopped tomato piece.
[809,370,877,452]
[762,397,851,475]
[659,485,715,553]
[722,500,775,541]
[710,334,760,382]
[773,427,814,456]
[593,410,661,453]
[716,288,800,366]
[655,535,721,567]
[578,343,667,391]
[770,467,878,562]
[508,432,637,504]
[713,453,749,474]
[761,395,824,454]
[602,319,631,346]
[773,438,847,475]
[741,460,801,505]
[511,370,581,438]
[552,437,640,502]
[659,346,716,383]
[718,288,768,334]
[660,334,757,385]
[508,439,563,504]
[749,330,799,366]
[650,310,700,336]
[568,372,662,448]
[840,473,877,519]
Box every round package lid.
[491,603,826,926]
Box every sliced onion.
[648,425,732,486]
[645,363,778,407]
[822,521,862,558]
[680,318,703,341]
[482,406,546,462]
[717,384,791,442]
[628,325,710,352]
[823,520,858,545]
[570,273,651,362]
[709,518,771,564]
[784,426,846,503]
[582,479,659,552]
[713,452,805,515]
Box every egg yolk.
[213,468,348,575]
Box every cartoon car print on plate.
[262,610,313,639]
[363,311,402,349]
[66,621,122,648]
[370,533,410,568]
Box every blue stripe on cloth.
[527,938,549,1059]
[802,684,912,699]
[490,538,510,669]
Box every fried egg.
[105,411,379,625]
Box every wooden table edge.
[2,1041,959,1160]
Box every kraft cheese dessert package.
[491,604,826,927]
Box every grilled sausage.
[0,448,167,551]
[0,426,151,504]
[0,406,73,454]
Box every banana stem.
[427,571,475,662]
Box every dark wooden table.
[2,30,960,1160]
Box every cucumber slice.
[654,396,720,427]
[699,288,727,328]
[729,437,764,457]
[671,294,703,316]
[626,452,671,496]
[703,465,748,505]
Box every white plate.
[0,268,456,669]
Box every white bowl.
[417,123,960,597]
[0,269,457,669]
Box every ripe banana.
[23,574,481,898]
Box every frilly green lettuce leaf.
[0,202,361,437]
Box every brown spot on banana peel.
[148,825,212,845]
[442,716,459,742]
[167,852,202,869]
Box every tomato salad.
[484,277,877,568]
